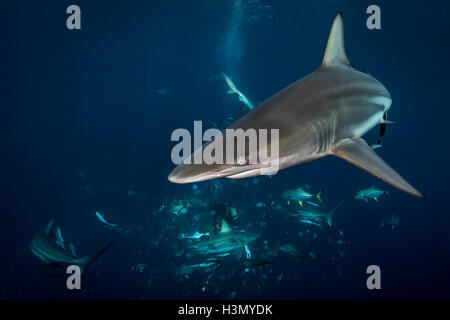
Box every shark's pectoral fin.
[332,138,426,198]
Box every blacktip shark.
[168,13,425,199]
[29,220,113,273]
[279,200,344,228]
[185,220,260,258]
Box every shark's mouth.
[168,162,276,184]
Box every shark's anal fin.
[321,13,353,69]
[332,138,426,198]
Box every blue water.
[2,0,450,299]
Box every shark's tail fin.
[326,201,344,227]
[74,241,113,267]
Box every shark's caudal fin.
[332,138,426,198]
[73,241,113,267]
[321,13,353,69]
[326,201,344,227]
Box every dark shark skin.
[168,13,425,198]
[29,220,112,270]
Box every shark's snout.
[168,172,197,184]
[168,165,196,184]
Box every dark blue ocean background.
[1,0,450,299]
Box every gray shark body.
[185,220,260,258]
[172,258,220,277]
[29,220,112,271]
[279,200,343,228]
[168,13,425,199]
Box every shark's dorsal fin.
[45,220,54,235]
[332,138,426,198]
[322,13,353,69]
[220,220,232,233]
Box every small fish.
[95,211,119,228]
[380,213,400,229]
[168,201,190,216]
[244,244,251,259]
[282,187,324,206]
[223,73,255,111]
[75,170,88,182]
[154,87,169,96]
[355,187,387,202]
[131,263,148,273]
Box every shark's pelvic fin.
[332,138,426,198]
[321,13,353,69]
[45,220,54,236]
